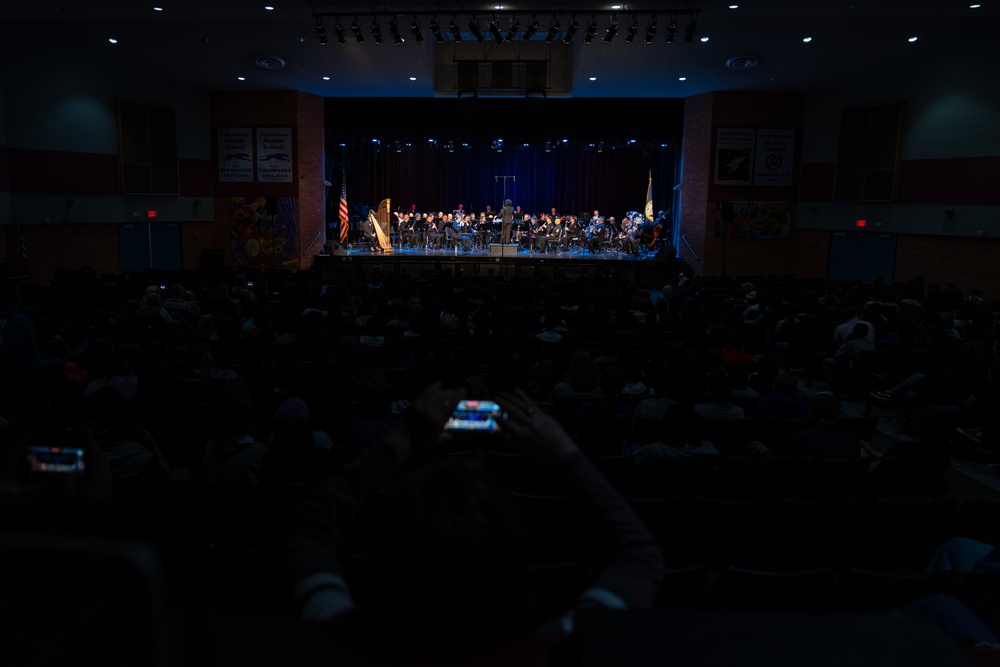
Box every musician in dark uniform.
[426,213,445,249]
[500,199,515,244]
[546,216,565,253]
[587,216,608,254]
[360,216,378,252]
[562,215,582,252]
[532,215,550,253]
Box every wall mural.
[715,201,791,239]
[230,196,299,267]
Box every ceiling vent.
[255,55,286,70]
[725,55,759,71]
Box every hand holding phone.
[26,446,86,474]
[445,400,503,432]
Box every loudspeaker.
[324,242,349,256]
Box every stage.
[314,242,683,289]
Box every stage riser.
[315,254,682,289]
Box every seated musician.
[546,216,565,253]
[562,215,582,251]
[399,213,415,244]
[587,216,608,254]
[622,214,641,255]
[360,216,378,252]
[455,215,474,252]
[473,213,491,248]
[532,215,549,253]
[408,213,427,247]
[426,214,445,249]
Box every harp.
[368,198,394,252]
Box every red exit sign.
[856,219,866,227]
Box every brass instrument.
[368,198,394,252]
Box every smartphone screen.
[445,400,503,432]
[26,446,86,474]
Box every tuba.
[368,198,394,252]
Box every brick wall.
[896,234,1000,297]
[295,92,326,269]
[23,224,120,282]
[680,93,714,275]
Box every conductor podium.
[489,244,519,256]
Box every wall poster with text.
[753,129,796,187]
[256,128,293,183]
[715,201,791,239]
[217,128,254,183]
[714,128,756,185]
[230,196,299,268]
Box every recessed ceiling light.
[612,4,623,8]
[322,76,330,80]
[803,36,813,42]
[409,76,417,81]
[108,37,118,43]
[679,76,687,81]
[264,5,274,10]
[970,3,982,7]
[700,36,709,42]
[153,6,163,11]
[729,4,739,8]
[908,35,919,42]
[589,76,597,81]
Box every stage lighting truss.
[311,8,700,47]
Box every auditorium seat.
[709,565,835,612]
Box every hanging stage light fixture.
[604,15,619,43]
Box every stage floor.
[341,242,666,263]
[316,242,682,288]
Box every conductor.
[500,199,514,244]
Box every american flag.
[338,173,349,244]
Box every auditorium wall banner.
[230,196,299,268]
[216,127,295,184]
[714,128,796,187]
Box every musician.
[455,215,475,252]
[562,215,582,252]
[360,216,379,252]
[532,215,550,253]
[471,214,490,248]
[500,199,514,244]
[587,216,608,254]
[546,215,565,253]
[398,213,415,248]
[426,214,445,250]
[621,214,641,255]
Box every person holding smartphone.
[285,382,663,659]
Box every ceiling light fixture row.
[312,8,701,46]
[334,138,674,153]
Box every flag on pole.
[338,173,349,244]
[644,170,654,222]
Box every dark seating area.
[3,265,1000,664]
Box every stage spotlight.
[545,141,552,153]
[563,17,579,43]
[684,17,697,43]
[625,15,638,43]
[644,15,658,44]
[505,17,520,42]
[429,16,444,42]
[449,16,463,42]
[334,19,346,45]
[315,16,327,45]
[388,18,403,45]
[410,16,423,42]
[545,16,560,42]
[370,17,383,45]
[604,15,618,43]
[666,18,677,43]
[584,15,598,44]
[524,15,539,40]
[597,141,605,153]
[469,16,484,42]
[488,16,503,44]
[351,17,364,43]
